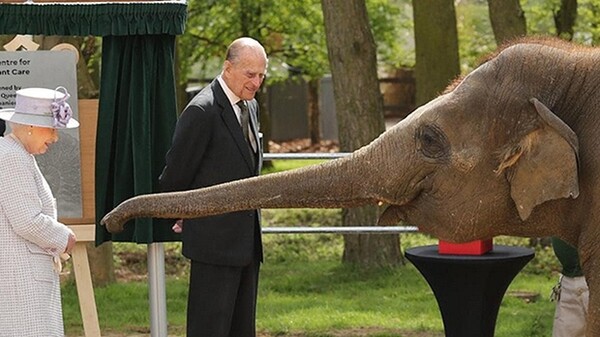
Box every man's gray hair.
[225,37,267,64]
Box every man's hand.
[172,219,183,233]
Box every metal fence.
[148,152,418,337]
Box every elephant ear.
[500,98,579,220]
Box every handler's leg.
[553,275,588,337]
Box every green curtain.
[94,34,180,244]
[0,1,186,244]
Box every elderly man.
[158,37,267,337]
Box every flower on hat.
[51,86,73,128]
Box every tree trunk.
[321,0,402,268]
[85,242,116,286]
[554,0,577,41]
[487,0,527,46]
[412,0,460,106]
[307,78,321,145]
[174,37,189,114]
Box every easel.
[3,35,101,337]
[61,99,102,337]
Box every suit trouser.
[553,275,589,337]
[186,258,260,337]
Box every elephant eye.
[416,124,449,160]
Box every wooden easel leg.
[71,242,101,337]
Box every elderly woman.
[0,87,78,336]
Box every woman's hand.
[64,232,77,254]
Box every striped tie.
[237,100,255,167]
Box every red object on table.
[438,238,493,255]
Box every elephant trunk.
[102,154,377,233]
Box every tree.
[555,0,578,40]
[307,78,321,144]
[412,0,460,105]
[574,0,600,44]
[178,1,325,163]
[178,0,403,146]
[321,0,402,267]
[488,0,527,46]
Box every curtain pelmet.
[0,2,186,36]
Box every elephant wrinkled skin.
[102,38,600,335]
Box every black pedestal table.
[405,245,534,337]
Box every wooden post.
[61,99,101,337]
[70,225,101,337]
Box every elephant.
[101,37,600,335]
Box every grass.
[62,220,560,336]
[62,160,561,336]
[257,260,443,335]
[257,259,555,337]
[261,159,326,175]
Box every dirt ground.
[268,138,340,153]
[257,329,444,337]
[91,329,443,337]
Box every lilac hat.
[0,86,79,129]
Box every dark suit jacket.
[159,79,263,266]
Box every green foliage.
[456,1,496,72]
[261,159,325,175]
[183,0,594,86]
[521,0,560,35]
[496,236,562,276]
[573,0,600,44]
[367,0,414,70]
[460,0,600,50]
[453,0,600,72]
[179,0,406,84]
